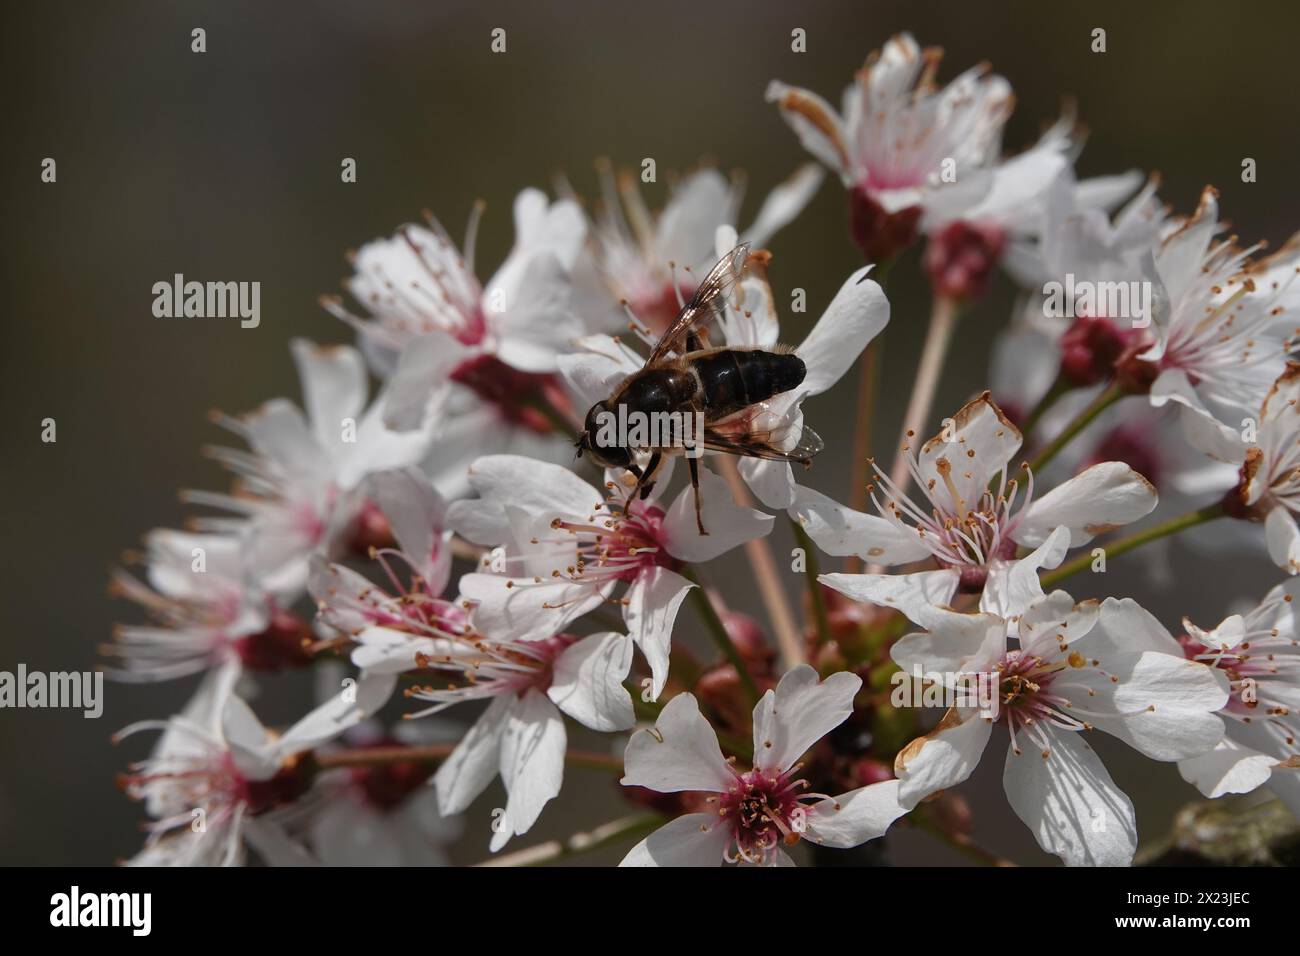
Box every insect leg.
[636,451,663,500]
[688,456,708,536]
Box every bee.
[575,243,824,534]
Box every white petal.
[221,694,278,780]
[620,693,732,794]
[1178,737,1276,799]
[381,331,469,431]
[1084,597,1183,656]
[979,526,1070,618]
[458,572,611,643]
[491,690,567,850]
[557,340,637,410]
[274,671,398,757]
[891,609,1006,677]
[751,664,860,773]
[765,81,849,181]
[1265,505,1300,574]
[790,485,930,564]
[623,566,694,700]
[656,170,734,268]
[1076,651,1227,761]
[1151,367,1249,464]
[447,454,601,546]
[434,695,512,815]
[289,339,368,446]
[916,395,1022,511]
[1014,462,1157,547]
[619,812,729,867]
[368,467,450,589]
[492,254,585,373]
[1002,729,1137,867]
[242,399,331,479]
[739,457,795,510]
[894,709,992,808]
[795,266,889,396]
[803,780,909,848]
[548,631,635,732]
[661,465,773,562]
[819,569,960,625]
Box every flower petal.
[289,338,368,446]
[751,664,861,774]
[491,690,567,850]
[1014,462,1157,548]
[1265,505,1300,574]
[621,692,731,794]
[661,465,774,562]
[548,631,635,732]
[894,708,992,808]
[1002,728,1137,867]
[792,485,931,565]
[434,695,512,815]
[804,780,909,848]
[619,812,729,867]
[819,568,961,625]
[623,566,694,700]
[1178,737,1276,800]
[795,266,890,396]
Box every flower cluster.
[111,32,1299,867]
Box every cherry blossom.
[620,665,907,866]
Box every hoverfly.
[575,243,824,535]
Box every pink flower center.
[716,767,809,864]
[451,354,573,434]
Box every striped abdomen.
[688,348,806,418]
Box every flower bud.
[236,607,313,672]
[1058,315,1128,387]
[848,187,921,264]
[922,220,1006,301]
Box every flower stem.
[681,566,762,705]
[913,815,1013,867]
[315,743,623,773]
[475,813,663,867]
[1038,501,1228,590]
[715,456,805,670]
[790,517,830,648]
[885,294,961,499]
[1018,372,1072,439]
[1027,381,1124,474]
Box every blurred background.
[3,0,1298,865]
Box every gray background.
[1,0,1296,865]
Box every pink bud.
[922,220,1006,301]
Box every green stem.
[1019,373,1072,439]
[790,518,831,648]
[681,566,761,705]
[1027,381,1125,474]
[1039,501,1228,590]
[913,814,1011,867]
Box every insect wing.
[644,243,750,367]
[703,401,824,464]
